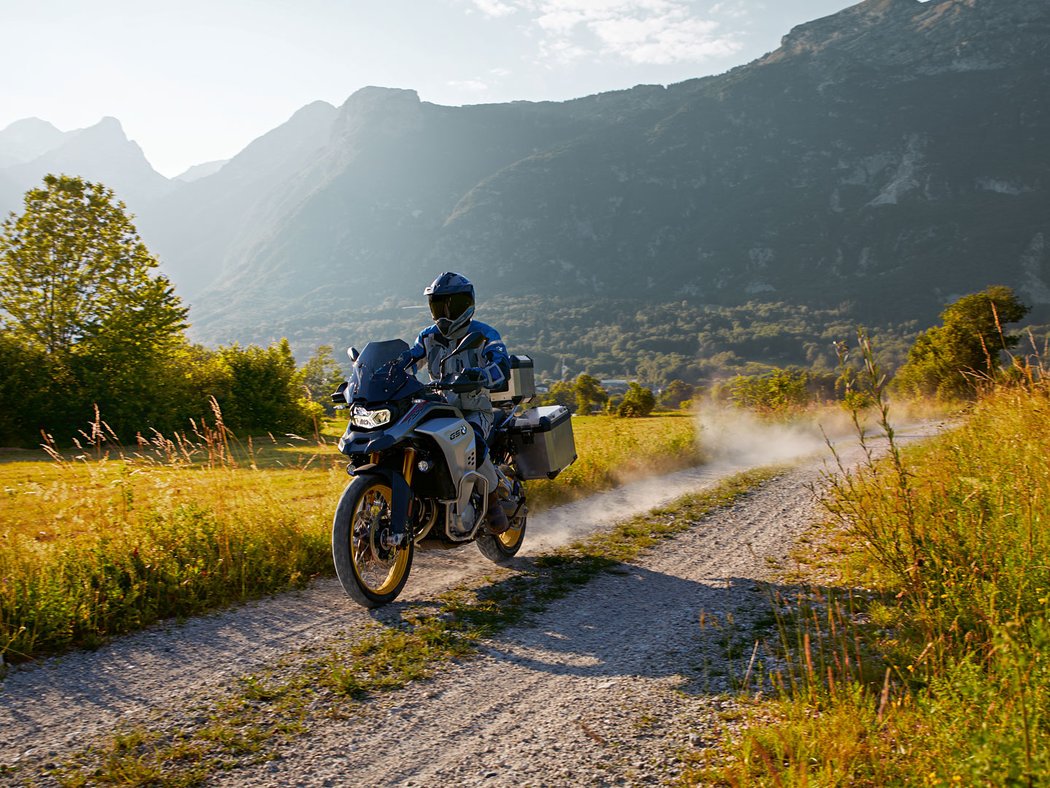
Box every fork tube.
[401,447,417,486]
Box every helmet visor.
[429,292,473,322]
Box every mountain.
[161,0,1047,360]
[0,117,171,217]
[174,160,228,183]
[2,0,1046,379]
[134,100,338,298]
[0,118,65,168]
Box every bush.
[617,382,655,417]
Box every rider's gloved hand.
[460,367,486,386]
[450,367,486,393]
[394,350,415,370]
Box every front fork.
[352,449,416,547]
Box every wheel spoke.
[350,485,410,595]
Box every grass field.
[0,411,697,661]
[689,379,1050,786]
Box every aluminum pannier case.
[509,405,577,480]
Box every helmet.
[424,272,475,339]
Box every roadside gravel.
[1,422,946,785]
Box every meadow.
[692,376,1050,785]
[0,411,697,662]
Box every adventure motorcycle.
[330,332,575,608]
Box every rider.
[398,272,512,534]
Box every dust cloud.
[524,403,875,554]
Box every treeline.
[0,175,343,447]
[537,284,1037,415]
[282,295,925,389]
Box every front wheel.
[332,476,414,607]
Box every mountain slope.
[175,0,1048,352]
[0,117,171,216]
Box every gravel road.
[1,420,946,785]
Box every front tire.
[332,476,414,607]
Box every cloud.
[482,0,741,66]
[469,0,518,17]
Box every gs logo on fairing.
[449,426,469,441]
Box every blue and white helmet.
[424,272,475,339]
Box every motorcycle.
[330,331,575,608]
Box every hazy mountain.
[0,118,65,168]
[0,117,171,217]
[165,0,1047,355]
[134,100,339,298]
[174,159,228,183]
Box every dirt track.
[0,422,945,785]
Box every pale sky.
[2,0,863,178]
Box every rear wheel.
[476,506,527,564]
[332,476,414,607]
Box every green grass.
[0,412,697,661]
[687,379,1050,786]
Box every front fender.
[350,466,413,538]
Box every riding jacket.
[402,320,510,427]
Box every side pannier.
[509,405,576,480]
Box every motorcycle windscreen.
[349,339,423,403]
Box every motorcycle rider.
[398,272,512,534]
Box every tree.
[0,175,186,361]
[659,379,695,409]
[214,339,318,433]
[895,286,1029,399]
[572,373,608,415]
[617,382,655,417]
[539,380,576,411]
[0,175,188,437]
[728,368,812,413]
[301,345,347,415]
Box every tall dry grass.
[692,337,1050,786]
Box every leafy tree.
[727,368,812,413]
[0,175,188,437]
[659,379,695,409]
[0,330,51,444]
[213,339,318,433]
[301,345,346,415]
[0,175,185,361]
[539,380,576,411]
[895,286,1029,399]
[617,382,655,417]
[572,373,608,415]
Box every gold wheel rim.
[350,483,410,595]
[497,521,524,548]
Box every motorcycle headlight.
[350,406,393,429]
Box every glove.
[451,368,485,393]
[460,368,486,385]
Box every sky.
[2,0,863,178]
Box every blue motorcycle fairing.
[346,339,425,404]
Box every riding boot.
[486,490,510,534]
